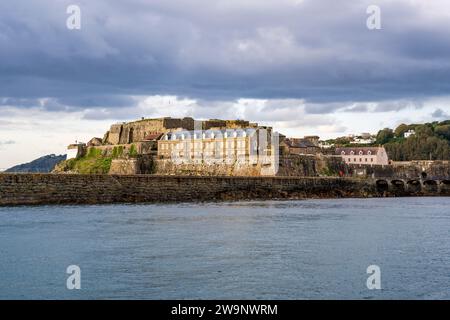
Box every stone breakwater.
[0,174,449,206]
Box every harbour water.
[0,197,449,299]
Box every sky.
[1,0,450,169]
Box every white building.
[350,137,375,144]
[404,129,415,138]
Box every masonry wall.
[109,159,140,175]
[390,161,450,179]
[155,159,265,176]
[153,155,349,177]
[348,161,450,179]
[0,174,382,206]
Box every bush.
[112,146,124,159]
[128,144,138,158]
[64,147,112,174]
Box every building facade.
[335,147,389,165]
[158,128,275,165]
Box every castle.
[64,116,391,177]
[102,117,258,145]
[67,117,281,176]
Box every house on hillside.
[335,147,389,165]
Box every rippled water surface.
[0,197,449,299]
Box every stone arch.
[376,179,388,192]
[423,180,438,192]
[407,179,421,193]
[391,179,405,192]
[439,180,450,194]
[421,171,427,179]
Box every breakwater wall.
[0,174,449,206]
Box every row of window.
[341,150,373,156]
[165,132,254,140]
[347,157,374,163]
[159,141,248,150]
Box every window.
[359,158,362,162]
[359,151,363,155]
[341,151,345,155]
[367,151,372,155]
[371,158,373,162]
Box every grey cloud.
[0,98,41,108]
[304,102,343,114]
[1,0,450,112]
[341,104,369,113]
[0,140,15,145]
[431,108,450,119]
[373,100,423,112]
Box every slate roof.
[144,133,164,141]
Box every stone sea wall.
[0,174,449,206]
[154,160,267,176]
[154,155,347,177]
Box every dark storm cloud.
[1,0,450,113]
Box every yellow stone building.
[158,128,275,165]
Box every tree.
[415,125,433,137]
[381,120,450,161]
[394,123,409,138]
[435,125,450,140]
[376,128,394,145]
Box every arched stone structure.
[391,179,405,192]
[376,179,389,192]
[423,179,438,193]
[440,180,450,194]
[406,179,421,193]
